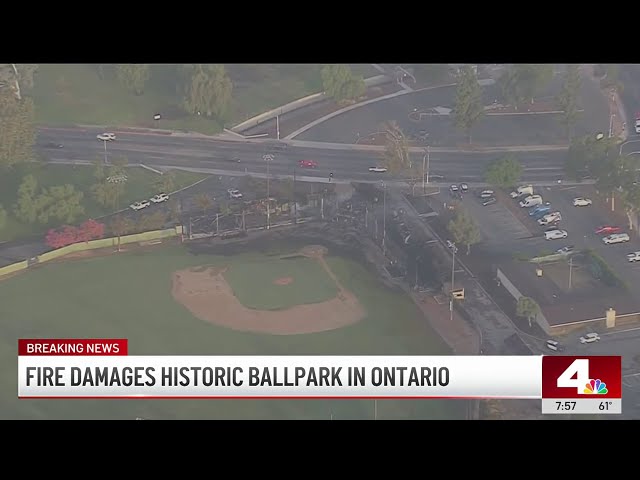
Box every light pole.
[102,140,108,164]
[450,242,457,322]
[263,154,274,229]
[381,181,387,256]
[422,146,430,193]
[609,113,615,138]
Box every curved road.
[38,127,567,184]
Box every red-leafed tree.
[77,219,105,242]
[45,225,80,248]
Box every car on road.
[479,189,494,198]
[450,184,459,193]
[538,212,562,226]
[627,251,640,262]
[369,166,387,173]
[130,200,150,211]
[544,229,568,240]
[446,240,458,253]
[482,197,497,206]
[460,183,468,193]
[603,233,630,244]
[426,174,445,181]
[556,245,575,254]
[580,333,600,344]
[635,118,640,134]
[573,197,593,207]
[150,193,169,203]
[97,133,116,141]
[298,160,318,168]
[43,142,64,148]
[227,188,243,199]
[224,156,241,163]
[595,225,622,235]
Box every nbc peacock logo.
[584,379,608,395]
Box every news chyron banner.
[18,339,621,413]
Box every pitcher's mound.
[274,277,293,286]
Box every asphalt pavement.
[292,76,608,146]
[37,127,568,184]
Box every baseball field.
[0,243,465,419]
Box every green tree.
[499,65,553,107]
[516,296,541,328]
[35,185,84,224]
[381,121,410,174]
[0,89,35,167]
[109,215,135,252]
[13,174,39,223]
[0,64,38,98]
[0,204,6,230]
[412,64,450,84]
[557,65,582,139]
[155,171,176,193]
[620,183,640,230]
[183,64,233,122]
[91,180,123,209]
[564,135,618,181]
[115,64,150,95]
[485,153,523,188]
[453,65,484,143]
[321,65,366,104]
[447,208,481,255]
[195,193,213,214]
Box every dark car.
[482,197,497,206]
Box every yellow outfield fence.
[0,226,183,279]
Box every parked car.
[479,189,494,198]
[529,204,551,216]
[299,160,318,168]
[556,245,575,254]
[227,189,243,199]
[150,193,169,203]
[482,197,497,206]
[450,184,459,193]
[460,183,469,193]
[130,200,150,211]
[595,225,622,235]
[509,185,534,198]
[627,251,640,262]
[544,229,568,240]
[369,166,387,173]
[603,233,630,244]
[573,197,593,207]
[538,212,562,226]
[520,195,543,208]
[97,133,116,141]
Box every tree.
[485,153,523,188]
[183,64,233,122]
[447,208,481,255]
[453,65,484,143]
[138,211,167,231]
[381,121,411,174]
[35,185,85,224]
[13,174,39,223]
[620,183,640,230]
[45,225,81,249]
[77,219,106,242]
[0,64,38,99]
[321,65,366,104]
[0,204,6,230]
[115,64,150,95]
[0,89,35,167]
[91,181,122,209]
[110,215,135,252]
[557,65,582,139]
[155,171,176,193]
[195,193,213,214]
[516,296,541,328]
[498,65,553,107]
[564,135,618,181]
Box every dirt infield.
[171,246,365,335]
[274,277,293,286]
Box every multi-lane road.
[37,127,568,184]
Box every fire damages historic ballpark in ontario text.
[26,366,451,388]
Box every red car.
[298,160,318,168]
[595,225,622,235]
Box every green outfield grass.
[222,254,337,310]
[30,64,380,131]
[0,163,208,242]
[0,245,465,420]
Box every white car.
[150,193,169,203]
[130,200,150,211]
[450,184,459,192]
[97,133,116,141]
[227,188,243,199]
[603,233,630,244]
[446,240,458,253]
[537,212,562,226]
[460,183,468,193]
[573,197,593,207]
[635,119,640,134]
[580,333,600,344]
[626,251,640,262]
[369,166,387,173]
[479,190,494,198]
[544,229,568,240]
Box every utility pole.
[568,256,573,290]
[189,216,193,240]
[424,146,430,191]
[293,166,297,224]
[365,205,368,229]
[103,140,108,164]
[450,243,457,322]
[216,214,219,235]
[263,154,274,229]
[321,196,324,220]
[276,115,280,140]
